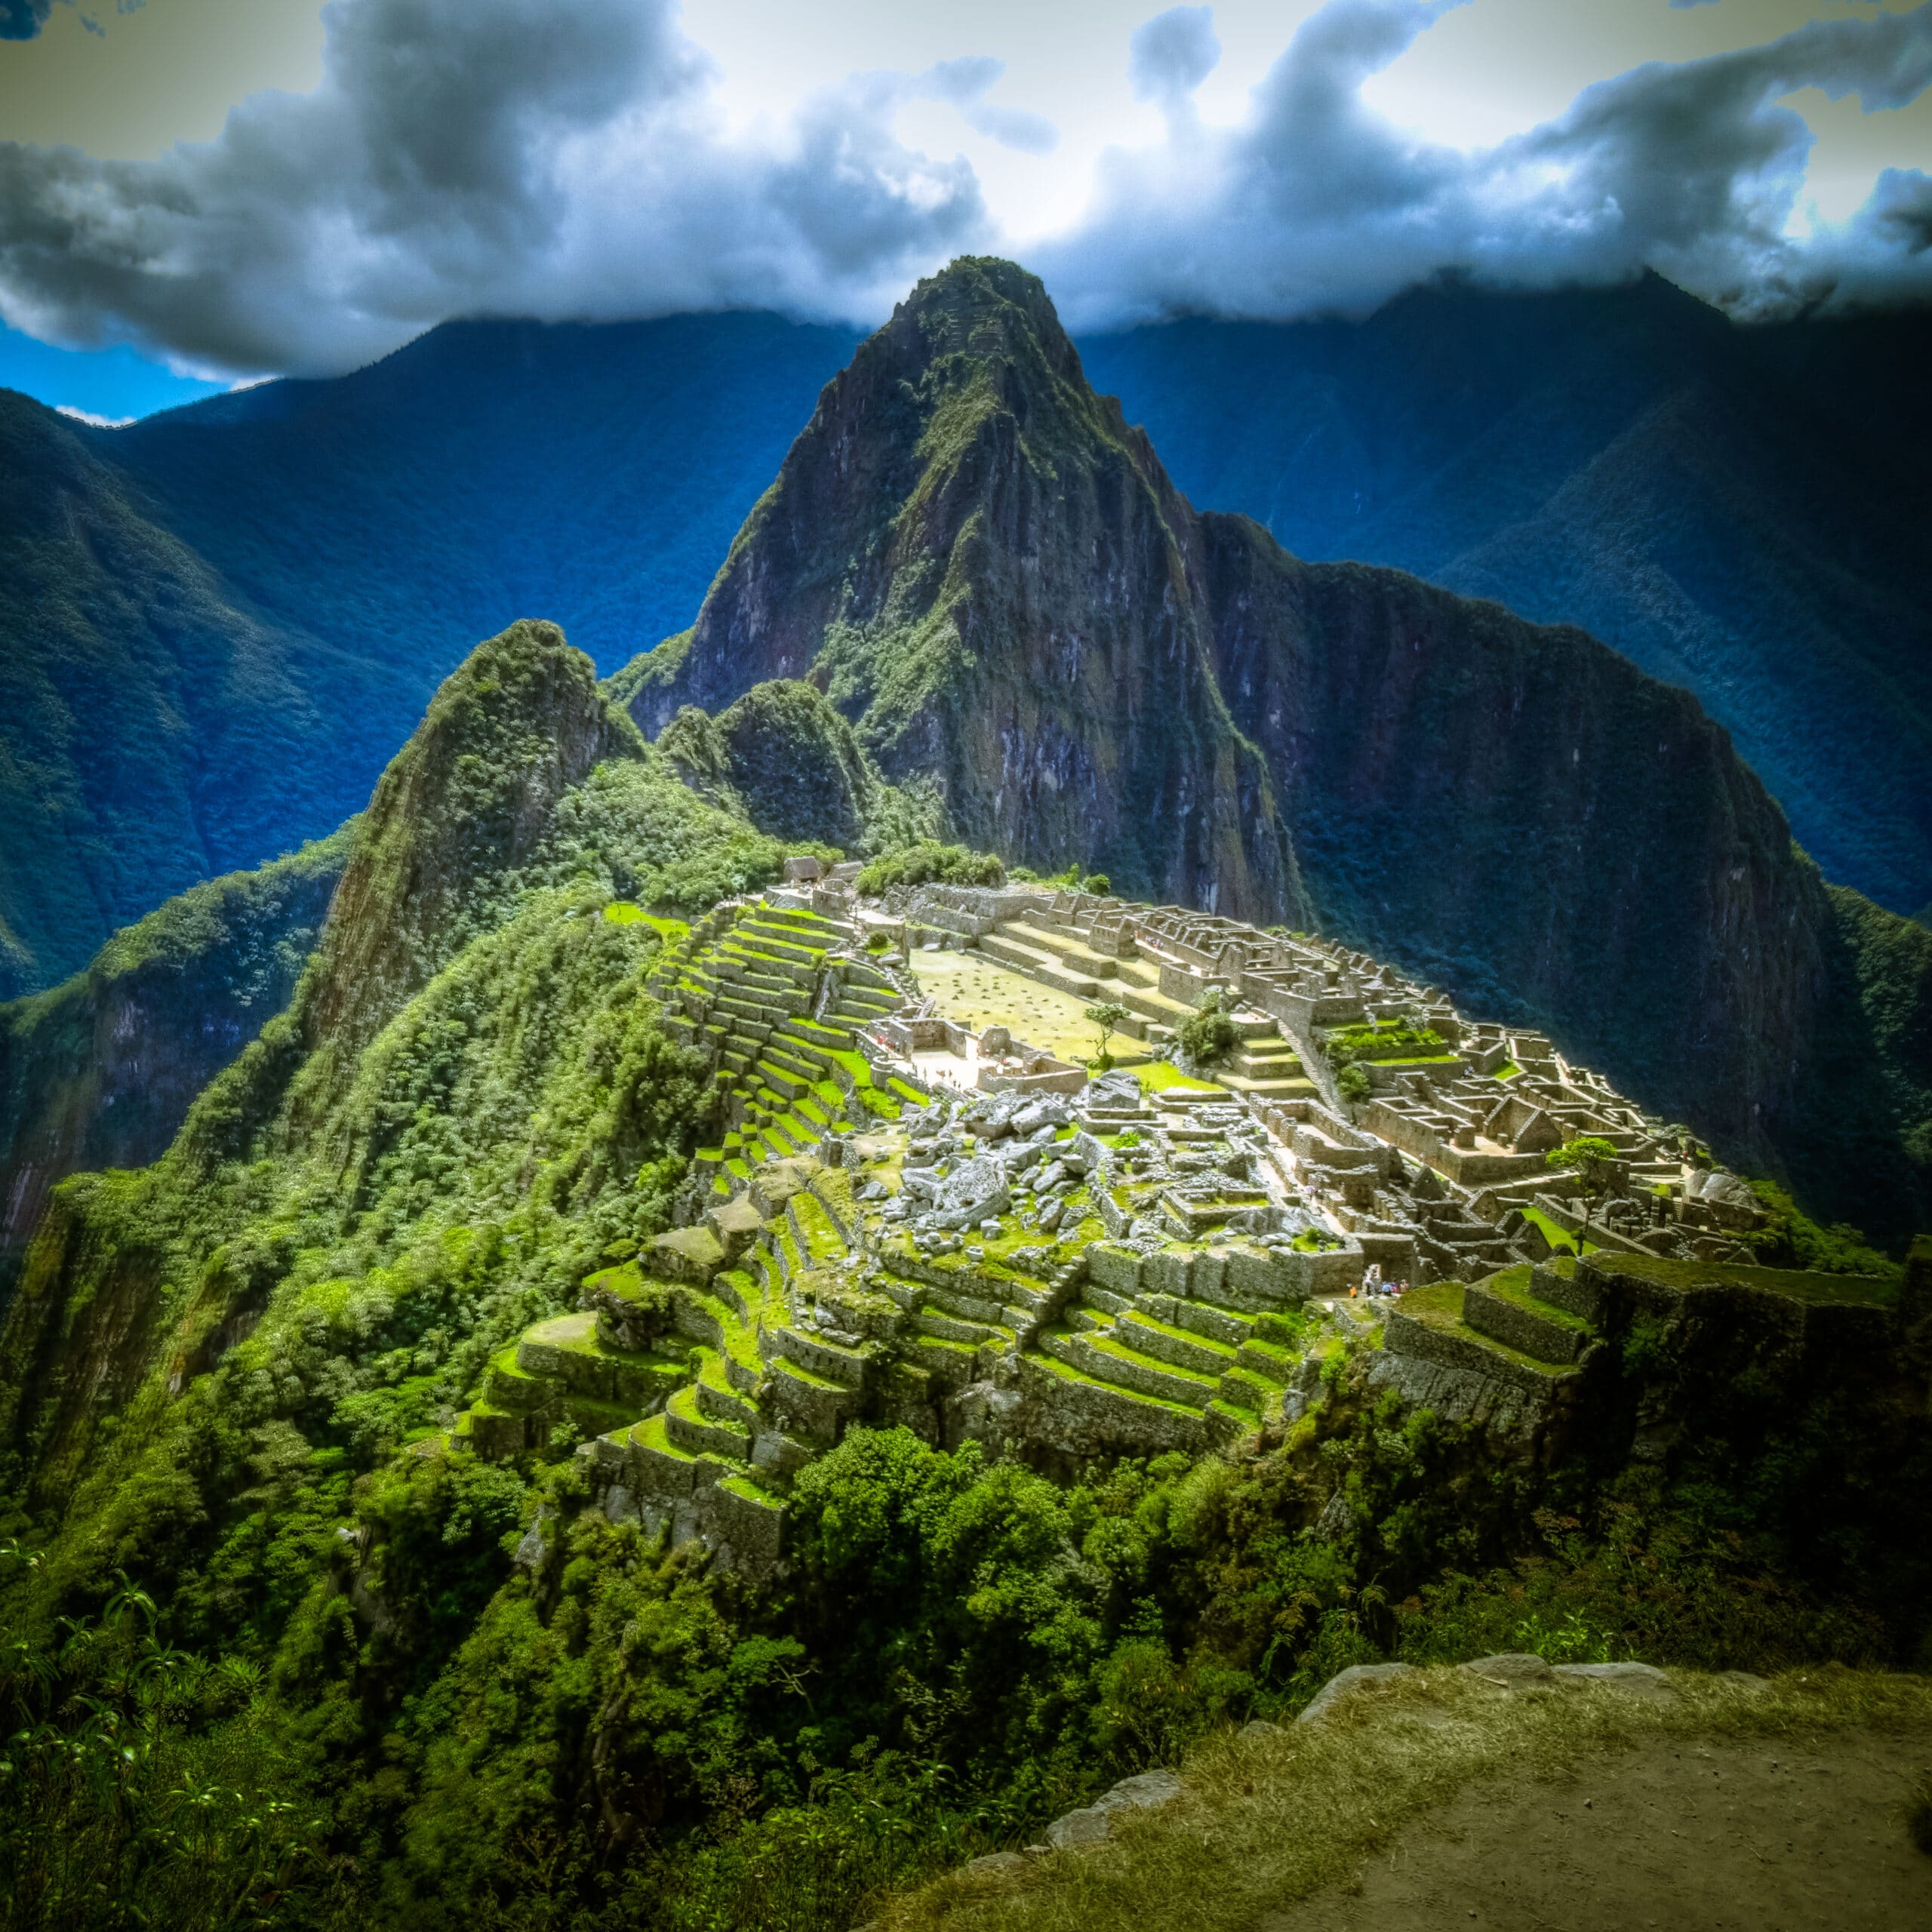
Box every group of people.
[1351,1265,1406,1300]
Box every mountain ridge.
[3,276,1926,996]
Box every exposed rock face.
[0,832,350,1307]
[618,257,1924,1221]
[626,257,1304,923]
[1198,540,1829,1172]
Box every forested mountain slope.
[1079,276,1932,921]
[0,829,352,1309]
[0,315,857,994]
[5,282,1924,994]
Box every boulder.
[1013,1094,1075,1134]
[935,1155,1011,1228]
[1043,1769,1184,1850]
[1552,1661,1676,1703]
[1297,1661,1417,1724]
[1462,1652,1556,1688]
[1060,1131,1106,1177]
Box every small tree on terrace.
[1178,990,1238,1069]
[1546,1135,1622,1230]
[1084,1001,1131,1070]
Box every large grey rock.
[934,1155,1011,1227]
[1462,1652,1555,1687]
[961,1850,1029,1878]
[1060,1130,1106,1177]
[1042,1768,1183,1850]
[1553,1660,1677,1703]
[1014,1095,1075,1134]
[1297,1661,1417,1724]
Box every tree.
[1177,991,1238,1068]
[1084,1001,1130,1069]
[1546,1136,1622,1229]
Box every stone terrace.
[432,878,1867,1576]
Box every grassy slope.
[877,1668,1932,1932]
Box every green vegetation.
[1324,1021,1447,1066]
[1177,992,1238,1068]
[1546,1136,1623,1228]
[1335,1063,1371,1103]
[1746,1177,1903,1279]
[854,843,1005,895]
[1083,1001,1130,1069]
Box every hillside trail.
[1257,1724,1932,1931]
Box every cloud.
[1130,7,1223,111]
[925,57,1058,155]
[54,401,132,425]
[0,0,1927,375]
[1036,0,1932,328]
[0,0,988,374]
[0,0,57,41]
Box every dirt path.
[1257,1725,1932,1931]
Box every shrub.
[1324,1022,1445,1066]
[1081,872,1110,895]
[1178,993,1238,1067]
[854,841,1004,895]
[1336,1063,1371,1103]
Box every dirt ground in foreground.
[1257,1725,1932,1932]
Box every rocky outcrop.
[285,620,640,1119]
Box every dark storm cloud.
[0,0,989,372]
[0,0,1928,374]
[1038,0,1932,327]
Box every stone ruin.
[433,879,1885,1581]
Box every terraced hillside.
[443,876,1904,1583]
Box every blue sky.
[0,320,225,421]
[2,0,1927,419]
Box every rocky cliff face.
[627,258,1303,923]
[620,258,1926,1231]
[0,832,350,1309]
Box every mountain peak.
[889,255,1079,375]
[623,257,1301,919]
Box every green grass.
[1585,1250,1900,1309]
[1134,1061,1224,1095]
[602,902,689,939]
[1521,1204,1601,1256]
[869,1669,1932,1932]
